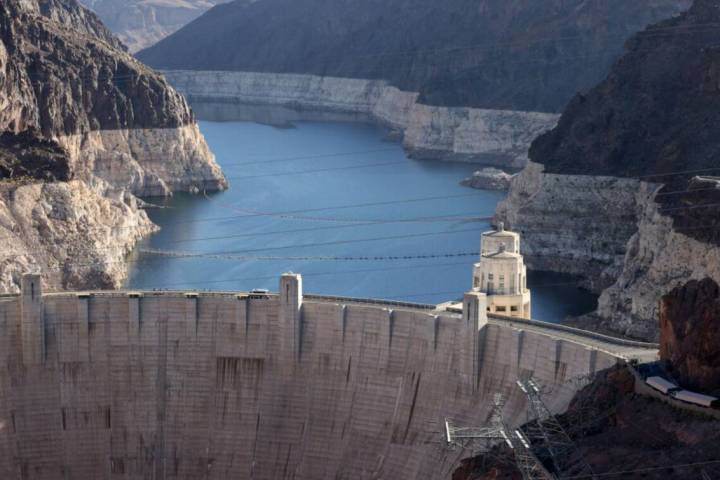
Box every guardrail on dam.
[0,273,654,479]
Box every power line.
[139,226,483,256]
[128,261,471,289]
[222,159,408,180]
[218,148,400,167]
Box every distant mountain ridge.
[137,0,691,112]
[78,0,233,52]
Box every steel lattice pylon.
[444,394,554,480]
[517,378,597,479]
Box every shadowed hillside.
[136,0,690,112]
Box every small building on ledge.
[472,222,531,319]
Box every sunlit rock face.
[660,278,720,392]
[0,180,157,293]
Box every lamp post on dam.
[472,222,532,319]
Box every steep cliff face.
[596,189,720,340]
[0,0,226,292]
[660,278,720,392]
[137,0,690,113]
[497,0,720,338]
[78,0,233,52]
[496,162,649,291]
[0,0,226,195]
[0,180,156,293]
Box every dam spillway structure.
[0,273,656,479]
[472,222,532,319]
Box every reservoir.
[126,107,595,322]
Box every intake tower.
[472,222,532,318]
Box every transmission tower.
[444,394,508,452]
[444,394,554,480]
[517,378,597,479]
[511,428,555,480]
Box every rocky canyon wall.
[0,0,226,196]
[598,199,720,340]
[0,0,227,292]
[496,0,720,340]
[0,278,618,479]
[0,181,156,293]
[163,70,559,169]
[497,164,720,341]
[495,162,650,292]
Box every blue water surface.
[126,116,596,322]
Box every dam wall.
[0,274,619,479]
[161,70,559,168]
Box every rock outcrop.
[0,131,70,182]
[0,0,226,292]
[461,168,514,191]
[497,0,720,338]
[78,0,233,52]
[0,180,156,293]
[137,0,690,113]
[660,278,720,393]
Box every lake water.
[126,110,596,322]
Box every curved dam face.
[0,274,625,479]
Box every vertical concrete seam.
[516,330,525,368]
[340,305,348,344]
[588,349,598,374]
[297,304,305,361]
[554,340,564,381]
[388,310,395,349]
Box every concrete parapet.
[20,273,44,366]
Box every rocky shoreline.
[0,180,157,293]
[0,0,227,293]
[161,70,559,169]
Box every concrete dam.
[0,274,656,479]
